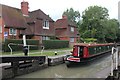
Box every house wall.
[59,37,78,47]
[32,36,40,40]
[59,37,69,41]
[34,19,55,36]
[67,26,77,37]
[55,17,80,44]
[4,28,23,40]
[59,37,77,43]
[0,18,4,41]
[55,29,67,37]
[69,37,78,47]
[0,18,26,41]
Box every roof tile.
[0,4,27,29]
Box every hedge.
[3,39,39,52]
[42,40,69,49]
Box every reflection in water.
[16,55,112,78]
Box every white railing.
[7,43,38,56]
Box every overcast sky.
[0,0,119,21]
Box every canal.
[16,54,112,78]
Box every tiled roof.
[55,18,77,29]
[29,9,54,22]
[68,20,76,27]
[55,19,67,29]
[0,4,27,29]
[24,17,34,35]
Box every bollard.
[23,46,28,56]
[55,51,57,55]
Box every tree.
[79,6,109,42]
[63,8,80,23]
[105,19,120,42]
[116,28,120,42]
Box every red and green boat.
[65,43,114,67]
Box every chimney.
[21,0,29,16]
[62,15,67,19]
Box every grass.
[29,51,65,56]
[0,48,72,56]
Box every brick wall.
[0,18,4,41]
[59,37,69,41]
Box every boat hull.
[65,50,111,67]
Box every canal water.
[16,54,112,78]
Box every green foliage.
[82,38,97,43]
[63,8,80,23]
[3,39,39,52]
[42,40,69,49]
[104,19,119,42]
[80,6,109,40]
[79,5,120,43]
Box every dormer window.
[43,20,49,29]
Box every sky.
[0,0,120,21]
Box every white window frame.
[9,28,17,35]
[70,37,74,42]
[70,27,74,32]
[0,26,2,33]
[43,20,49,29]
[42,36,50,40]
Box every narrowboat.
[65,43,114,67]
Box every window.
[70,37,74,42]
[43,20,49,29]
[70,27,74,32]
[42,36,50,40]
[0,26,2,33]
[9,28,17,35]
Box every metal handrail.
[7,43,38,55]
[8,43,13,55]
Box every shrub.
[42,40,69,49]
[3,39,39,52]
[83,38,97,43]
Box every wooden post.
[11,61,19,77]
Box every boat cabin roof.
[74,43,114,47]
